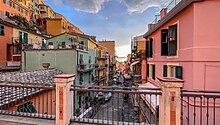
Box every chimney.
[42,63,50,69]
[148,24,155,31]
[160,8,167,19]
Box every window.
[89,56,91,63]
[152,64,155,80]
[61,42,65,48]
[163,65,167,77]
[160,24,178,56]
[79,54,83,64]
[161,29,168,56]
[147,64,155,80]
[163,65,183,79]
[146,38,153,58]
[22,9,27,15]
[0,25,5,36]
[147,64,149,77]
[19,32,28,44]
[17,102,37,113]
[4,0,12,6]
[79,74,83,84]
[5,11,10,17]
[168,24,177,56]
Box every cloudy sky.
[44,0,171,57]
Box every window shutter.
[152,65,155,80]
[0,25,4,36]
[163,65,167,77]
[175,66,183,79]
[147,64,149,77]
[146,41,149,58]
[168,24,177,56]
[149,38,153,58]
[161,29,168,56]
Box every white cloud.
[50,0,109,13]
[116,44,131,57]
[121,0,170,14]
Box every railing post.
[157,77,184,125]
[54,74,75,125]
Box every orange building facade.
[0,21,13,67]
[0,0,30,21]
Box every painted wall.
[22,49,77,74]
[0,23,13,66]
[98,41,115,56]
[46,19,62,36]
[192,0,220,90]
[137,40,146,52]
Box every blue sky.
[43,0,170,57]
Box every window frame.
[0,25,5,36]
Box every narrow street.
[93,91,139,123]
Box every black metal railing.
[70,85,161,124]
[181,89,220,125]
[0,83,56,120]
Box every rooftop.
[0,69,63,86]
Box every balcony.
[96,54,108,60]
[39,6,46,12]
[78,63,94,73]
[73,44,88,52]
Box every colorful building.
[26,0,42,22]
[0,0,30,21]
[98,41,116,80]
[0,20,13,67]
[130,35,147,84]
[143,0,220,90]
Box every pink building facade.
[144,0,220,90]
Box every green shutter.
[152,65,155,80]
[0,25,4,36]
[163,65,167,77]
[147,64,149,77]
[176,66,183,79]
[24,33,28,44]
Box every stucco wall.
[98,41,115,56]
[46,19,62,36]
[192,0,220,90]
[0,23,13,66]
[22,49,77,74]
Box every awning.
[130,60,140,66]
